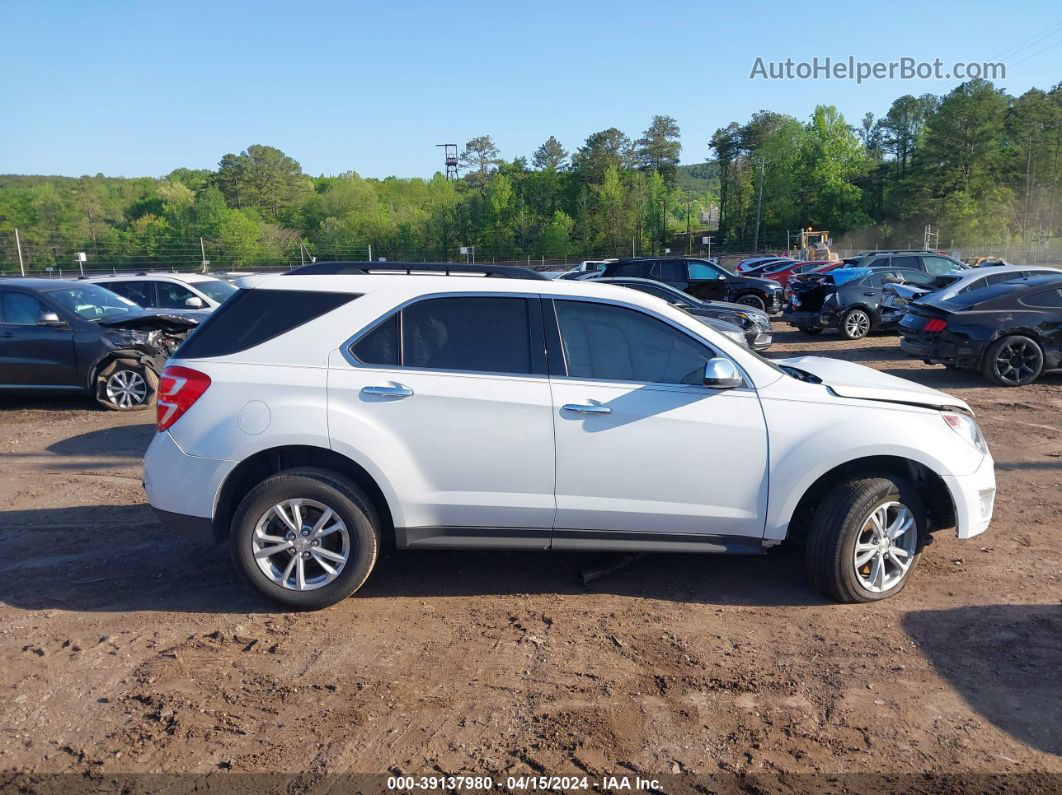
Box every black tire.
[230,468,381,609]
[839,308,871,340]
[735,294,766,311]
[981,334,1044,387]
[800,327,823,336]
[805,476,926,603]
[95,358,158,411]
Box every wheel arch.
[781,454,956,543]
[213,445,395,546]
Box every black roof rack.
[287,261,548,281]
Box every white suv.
[87,272,237,312]
[143,263,996,609]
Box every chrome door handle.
[361,383,413,398]
[562,402,611,415]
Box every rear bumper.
[151,507,218,545]
[143,431,235,543]
[900,335,982,367]
[943,454,996,539]
[783,308,837,330]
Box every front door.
[546,298,769,543]
[0,290,76,387]
[684,260,728,301]
[327,294,557,542]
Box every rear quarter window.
[176,289,358,358]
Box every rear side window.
[107,281,155,307]
[1020,288,1062,309]
[653,261,686,281]
[176,289,358,358]
[405,297,531,374]
[605,262,645,277]
[924,255,961,275]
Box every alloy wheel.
[737,295,765,310]
[844,310,870,339]
[853,501,918,594]
[252,499,350,591]
[994,339,1041,385]
[105,369,149,408]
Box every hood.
[739,274,783,289]
[98,312,200,333]
[779,355,971,413]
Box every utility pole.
[684,189,694,255]
[199,237,209,273]
[368,244,372,262]
[753,157,767,252]
[14,227,25,276]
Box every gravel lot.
[1,329,1059,787]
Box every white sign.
[459,246,469,255]
[702,237,711,244]
[76,252,87,263]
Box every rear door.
[0,290,77,386]
[684,260,728,301]
[546,298,768,541]
[327,294,557,540]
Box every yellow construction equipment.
[793,228,834,261]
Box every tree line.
[0,79,1059,271]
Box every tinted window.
[653,261,686,281]
[401,297,531,374]
[606,262,646,277]
[1020,289,1062,309]
[867,257,890,268]
[350,313,399,365]
[1,292,46,324]
[177,289,358,358]
[156,281,198,309]
[106,281,154,307]
[555,300,712,384]
[892,256,921,271]
[923,256,962,275]
[895,269,936,286]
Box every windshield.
[46,284,142,320]
[194,279,237,304]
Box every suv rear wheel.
[805,476,926,602]
[230,468,381,609]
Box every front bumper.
[943,454,996,539]
[750,330,773,350]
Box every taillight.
[157,366,211,431]
[923,318,948,333]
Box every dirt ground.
[1,329,1060,789]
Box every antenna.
[436,143,458,180]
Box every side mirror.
[37,311,64,327]
[703,357,743,389]
[185,296,206,308]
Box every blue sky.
[1,0,1059,179]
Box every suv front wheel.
[230,468,381,609]
[805,476,926,602]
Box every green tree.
[532,136,569,171]
[636,115,682,184]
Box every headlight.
[942,412,989,455]
[730,311,755,329]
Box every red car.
[763,259,842,288]
[781,260,844,301]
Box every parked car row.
[0,272,235,410]
[753,249,1062,387]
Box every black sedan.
[784,267,938,339]
[600,257,784,313]
[0,279,199,409]
[594,277,773,350]
[899,274,1062,386]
